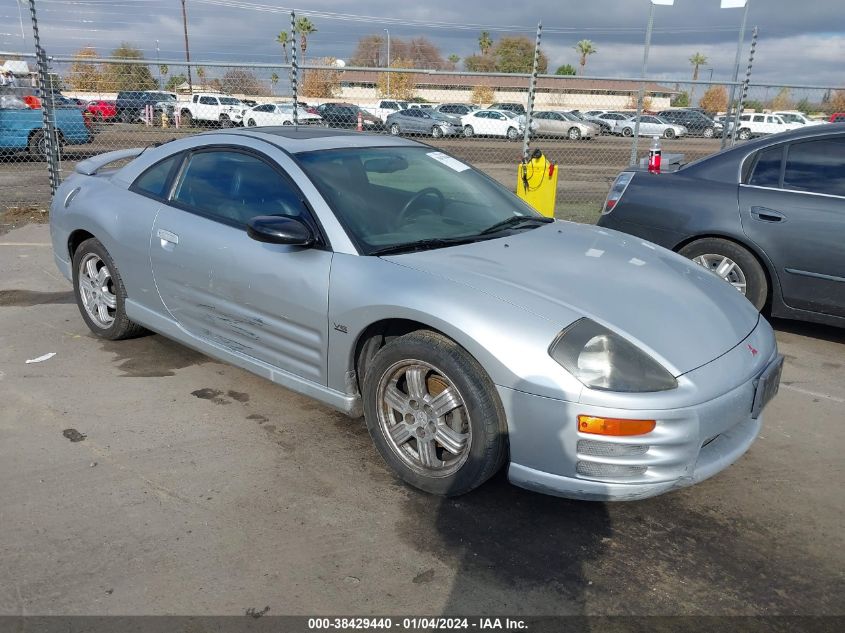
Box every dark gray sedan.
[599,125,845,328]
[386,108,463,138]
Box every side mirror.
[247,215,315,247]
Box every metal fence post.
[290,11,298,125]
[628,1,656,167]
[26,0,60,195]
[720,0,750,149]
[521,22,542,162]
[731,25,757,145]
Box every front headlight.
[549,318,677,392]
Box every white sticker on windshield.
[426,151,470,172]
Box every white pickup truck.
[363,99,409,123]
[178,93,245,127]
[772,111,827,127]
[735,113,791,140]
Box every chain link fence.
[2,51,843,224]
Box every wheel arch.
[68,229,96,260]
[672,232,779,310]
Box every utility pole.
[180,0,193,94]
[384,28,390,97]
[156,39,161,90]
[720,0,750,149]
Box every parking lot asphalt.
[0,223,843,617]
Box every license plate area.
[751,354,784,419]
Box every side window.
[753,115,764,123]
[383,101,397,109]
[783,138,845,197]
[199,96,216,105]
[172,150,304,226]
[132,155,180,199]
[748,146,783,187]
[256,104,274,112]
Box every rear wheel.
[463,125,474,138]
[738,128,752,141]
[679,238,768,310]
[27,130,48,160]
[72,238,146,340]
[282,120,293,126]
[362,330,508,497]
[568,127,582,140]
[621,127,633,137]
[181,110,193,127]
[663,128,676,139]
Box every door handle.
[157,228,179,249]
[750,206,786,223]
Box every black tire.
[27,130,48,160]
[621,127,633,137]
[463,125,474,138]
[219,115,232,128]
[181,110,193,127]
[663,128,676,139]
[72,238,147,340]
[246,118,256,127]
[568,127,581,140]
[282,120,293,126]
[362,330,508,497]
[679,238,768,310]
[738,128,751,141]
[431,125,443,138]
[506,126,519,141]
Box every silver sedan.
[49,128,782,501]
[614,115,688,139]
[529,110,599,140]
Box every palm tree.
[689,52,708,106]
[196,66,206,89]
[276,31,289,64]
[270,72,279,96]
[478,31,493,56]
[295,17,317,58]
[574,40,597,75]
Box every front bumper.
[500,322,778,501]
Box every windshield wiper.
[370,236,482,256]
[478,215,554,235]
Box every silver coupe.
[49,128,783,500]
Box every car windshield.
[219,97,241,105]
[559,112,580,121]
[500,111,518,119]
[295,146,545,255]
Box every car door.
[149,146,333,383]
[739,136,845,317]
[250,104,273,125]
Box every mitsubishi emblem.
[747,344,759,357]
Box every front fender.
[326,254,584,401]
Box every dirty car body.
[49,128,782,501]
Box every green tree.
[270,72,279,95]
[101,43,156,92]
[555,64,577,76]
[463,54,496,73]
[493,36,548,74]
[276,31,290,64]
[447,53,460,70]
[196,66,206,88]
[688,52,708,105]
[478,31,493,55]
[671,91,690,107]
[165,73,186,91]
[294,17,317,57]
[574,40,597,75]
[795,97,811,114]
[68,46,102,92]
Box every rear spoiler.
[75,148,145,176]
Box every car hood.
[384,222,759,376]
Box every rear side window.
[132,155,180,199]
[783,138,845,197]
[748,146,783,187]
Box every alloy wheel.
[78,253,117,328]
[693,254,747,295]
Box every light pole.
[384,28,390,97]
[629,0,674,167]
[180,0,193,95]
[720,0,750,148]
[156,39,161,90]
[705,67,714,82]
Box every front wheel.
[703,126,715,138]
[219,115,232,128]
[738,128,752,141]
[246,118,256,127]
[568,127,582,140]
[431,125,444,138]
[181,110,193,127]
[679,238,768,310]
[72,238,146,340]
[389,123,401,136]
[463,125,474,138]
[506,126,519,141]
[362,330,508,497]
[663,128,676,139]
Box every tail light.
[602,171,634,215]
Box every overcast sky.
[1,0,842,87]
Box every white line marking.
[0,243,51,247]
[782,384,845,404]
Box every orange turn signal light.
[577,415,656,437]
